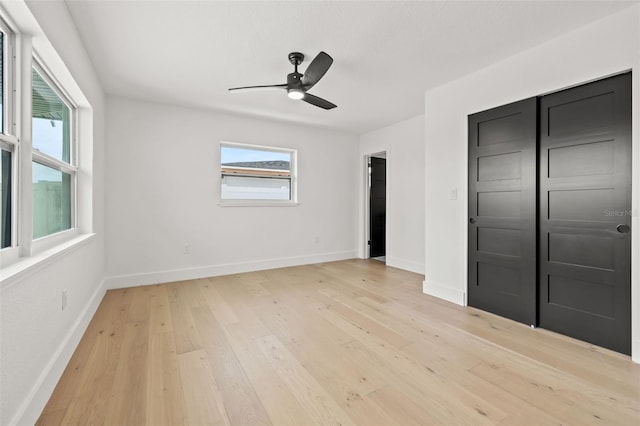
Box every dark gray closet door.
[539,73,631,354]
[370,157,386,258]
[468,98,537,325]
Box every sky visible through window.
[221,146,290,166]
[32,117,64,182]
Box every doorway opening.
[367,152,386,262]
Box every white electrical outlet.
[449,188,458,200]
[313,235,320,244]
[183,244,190,254]
[62,290,68,311]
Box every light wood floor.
[37,259,640,425]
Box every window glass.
[32,68,70,163]
[32,162,71,239]
[221,175,291,200]
[1,148,10,248]
[220,145,293,201]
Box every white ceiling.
[64,0,637,134]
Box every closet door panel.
[468,98,537,325]
[539,73,631,354]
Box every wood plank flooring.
[37,259,640,425]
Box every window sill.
[219,201,300,207]
[0,233,96,290]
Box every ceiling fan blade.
[228,84,287,92]
[301,52,333,90]
[302,93,337,110]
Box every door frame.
[363,150,387,260]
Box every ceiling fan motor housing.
[287,72,304,89]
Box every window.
[0,5,91,275]
[0,18,14,250]
[220,142,296,203]
[31,65,76,239]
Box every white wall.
[359,115,425,274]
[423,5,640,361]
[0,1,106,424]
[104,96,359,287]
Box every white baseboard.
[11,278,107,426]
[105,250,357,289]
[386,256,425,275]
[422,279,465,306]
[633,338,640,364]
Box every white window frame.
[30,59,78,251]
[0,14,18,261]
[0,16,16,137]
[219,141,298,207]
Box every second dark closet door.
[539,73,632,355]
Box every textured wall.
[1,1,106,424]
[105,96,359,286]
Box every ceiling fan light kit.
[287,88,305,100]
[229,51,337,110]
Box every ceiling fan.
[228,51,337,110]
